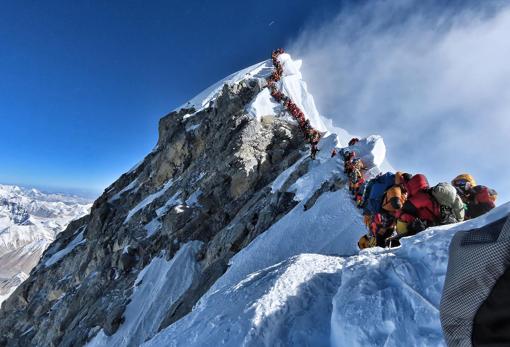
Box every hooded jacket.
[399,174,441,225]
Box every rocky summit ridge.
[0,54,339,346]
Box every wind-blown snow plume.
[289,0,510,202]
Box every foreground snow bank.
[143,203,510,347]
[331,202,510,347]
[144,254,344,347]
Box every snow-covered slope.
[247,53,328,133]
[0,184,91,305]
[178,60,273,112]
[1,52,507,347]
[142,55,504,346]
[143,202,510,347]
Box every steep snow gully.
[4,50,508,347]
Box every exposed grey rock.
[0,79,326,347]
[303,178,346,211]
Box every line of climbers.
[338,140,498,249]
[267,49,322,159]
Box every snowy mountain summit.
[0,184,91,305]
[0,53,508,347]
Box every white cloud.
[289,0,510,203]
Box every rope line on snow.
[267,49,322,159]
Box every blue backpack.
[362,172,396,215]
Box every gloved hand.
[409,218,428,234]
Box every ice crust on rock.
[86,241,203,347]
[177,60,273,113]
[124,180,174,223]
[44,229,86,268]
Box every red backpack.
[405,174,429,197]
[473,186,497,206]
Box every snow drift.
[143,202,510,347]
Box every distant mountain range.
[0,184,91,304]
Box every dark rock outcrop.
[0,79,316,347]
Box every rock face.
[0,75,312,346]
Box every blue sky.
[1,0,508,203]
[0,1,340,196]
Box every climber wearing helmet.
[452,174,497,219]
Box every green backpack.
[431,182,465,223]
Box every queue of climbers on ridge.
[266,48,497,249]
[267,48,322,159]
[337,138,498,249]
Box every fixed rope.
[267,48,321,159]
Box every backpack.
[363,172,396,215]
[431,183,457,206]
[382,185,405,213]
[473,186,497,205]
[431,182,465,223]
[405,174,429,196]
[466,186,497,219]
[402,189,442,225]
[438,205,460,225]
